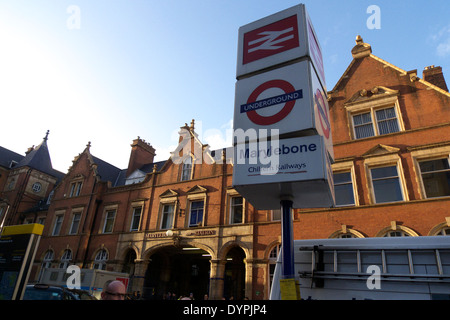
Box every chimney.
[25,145,35,155]
[423,65,448,91]
[127,137,156,177]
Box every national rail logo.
[243,15,300,64]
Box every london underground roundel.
[241,79,303,126]
[315,88,330,139]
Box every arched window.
[376,222,419,237]
[429,221,450,236]
[383,230,410,237]
[329,225,365,239]
[38,250,54,281]
[59,249,72,269]
[43,250,54,267]
[93,249,108,270]
[337,233,357,238]
[435,227,450,236]
[268,244,281,297]
[180,157,192,181]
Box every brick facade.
[1,36,449,300]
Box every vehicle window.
[23,288,63,300]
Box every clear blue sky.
[1,0,449,172]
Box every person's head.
[101,280,127,300]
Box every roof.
[114,160,167,187]
[0,146,24,169]
[12,133,64,181]
[330,36,450,98]
[91,155,123,185]
[138,160,166,174]
[16,139,53,174]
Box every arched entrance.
[121,249,137,291]
[223,246,246,300]
[122,250,136,274]
[143,245,211,300]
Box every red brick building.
[1,36,449,300]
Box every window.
[46,190,54,205]
[436,227,450,236]
[383,230,410,237]
[43,250,54,268]
[272,209,281,221]
[376,222,418,237]
[330,225,364,239]
[189,200,204,227]
[69,213,81,235]
[103,210,116,233]
[352,106,400,139]
[336,233,357,238]
[375,107,400,135]
[130,207,142,231]
[160,204,175,230]
[52,215,64,236]
[268,244,281,296]
[38,250,54,281]
[59,250,72,269]
[353,112,374,139]
[230,196,243,224]
[418,158,450,198]
[93,249,108,270]
[370,166,404,203]
[69,181,83,197]
[181,157,192,181]
[333,171,355,206]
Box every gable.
[331,53,450,100]
[362,144,400,158]
[169,121,215,166]
[160,189,179,198]
[345,86,399,106]
[186,185,208,194]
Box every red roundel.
[315,89,330,139]
[246,79,296,126]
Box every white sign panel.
[232,135,334,209]
[233,60,333,160]
[236,4,326,92]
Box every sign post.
[280,199,294,279]
[233,4,334,299]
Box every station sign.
[233,60,333,160]
[232,135,334,209]
[0,224,43,300]
[236,4,326,93]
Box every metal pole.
[280,199,294,279]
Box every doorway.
[143,245,211,300]
[223,246,246,300]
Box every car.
[67,288,97,300]
[22,284,81,300]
